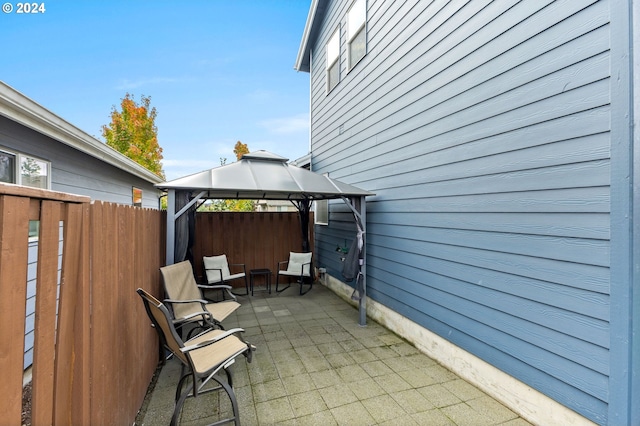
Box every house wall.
[309,1,618,424]
[0,115,161,208]
[24,226,63,369]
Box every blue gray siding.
[0,116,161,208]
[310,1,614,423]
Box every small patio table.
[249,268,271,296]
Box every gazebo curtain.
[174,190,195,264]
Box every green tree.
[102,93,165,178]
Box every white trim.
[326,28,340,93]
[295,0,320,72]
[0,81,163,184]
[346,0,366,70]
[321,273,598,426]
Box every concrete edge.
[320,273,597,426]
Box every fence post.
[0,194,31,425]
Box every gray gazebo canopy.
[156,150,374,325]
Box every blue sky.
[1,0,311,180]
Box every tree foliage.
[102,93,165,178]
[198,142,255,212]
[233,141,249,160]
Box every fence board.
[54,202,90,425]
[192,212,315,285]
[32,200,62,425]
[0,195,30,425]
[1,187,308,425]
[88,202,163,425]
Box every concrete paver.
[136,283,532,425]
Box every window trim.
[347,0,366,71]
[314,199,329,225]
[132,187,143,207]
[0,149,16,184]
[0,148,51,189]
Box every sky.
[1,0,312,180]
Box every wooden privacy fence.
[192,211,315,284]
[0,185,314,425]
[0,184,164,425]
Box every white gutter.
[0,81,164,184]
[294,0,319,72]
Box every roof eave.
[294,0,327,72]
[0,81,164,184]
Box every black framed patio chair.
[160,260,240,333]
[203,254,249,296]
[275,252,313,295]
[137,288,255,426]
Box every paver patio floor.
[136,281,533,425]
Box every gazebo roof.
[156,150,374,200]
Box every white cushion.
[285,252,312,276]
[203,255,231,283]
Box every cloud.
[259,113,309,134]
[115,77,181,91]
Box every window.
[314,199,329,225]
[347,0,366,70]
[326,28,340,92]
[0,150,16,183]
[132,187,143,207]
[21,156,49,189]
[0,149,50,189]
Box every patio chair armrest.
[173,311,213,323]
[164,298,209,305]
[197,284,237,301]
[204,267,224,283]
[181,328,246,352]
[277,260,288,271]
[229,263,246,272]
[197,284,233,291]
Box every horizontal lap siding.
[311,0,610,423]
[0,117,160,208]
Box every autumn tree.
[102,93,165,178]
[233,141,249,160]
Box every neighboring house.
[0,81,163,208]
[255,199,299,212]
[295,1,638,425]
[0,81,164,370]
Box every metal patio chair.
[275,251,313,295]
[203,254,249,296]
[137,288,255,426]
[160,260,240,333]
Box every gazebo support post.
[358,195,367,327]
[342,195,367,326]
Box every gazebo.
[156,150,375,325]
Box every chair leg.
[175,369,190,403]
[172,374,192,426]
[299,275,313,295]
[276,273,290,293]
[216,373,240,426]
[230,277,249,297]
